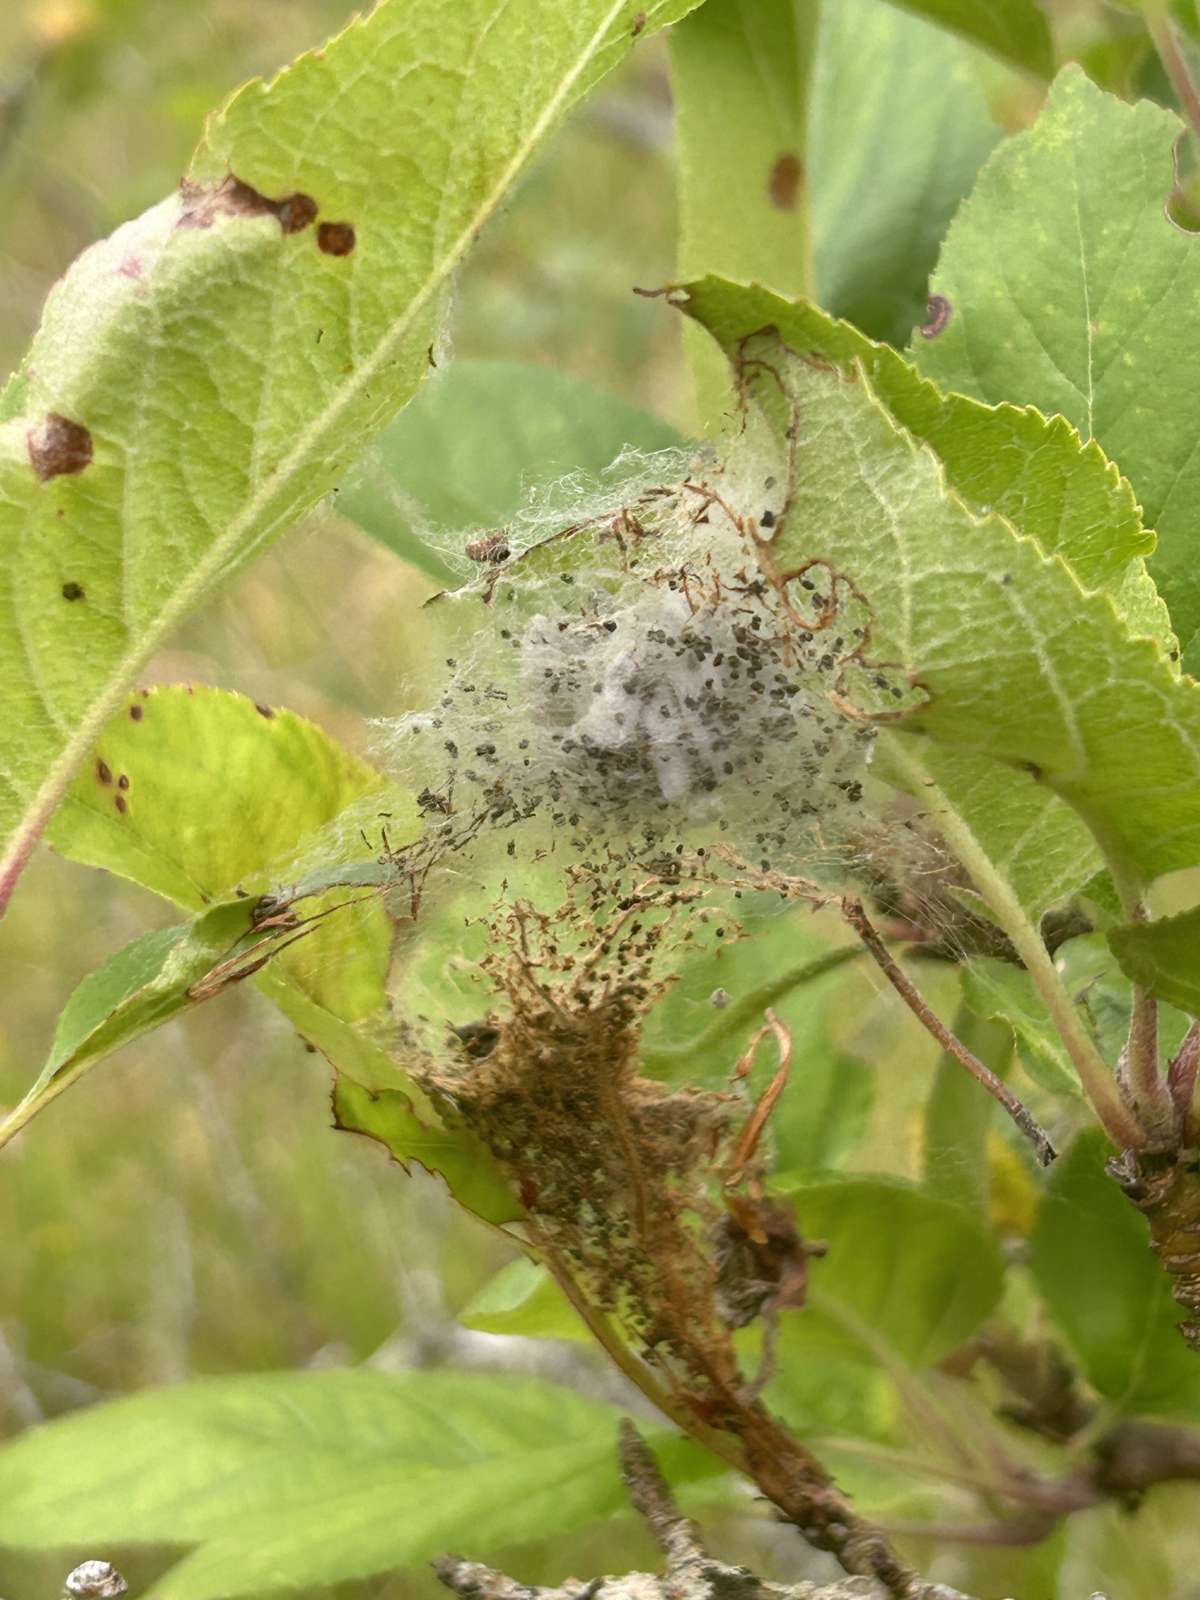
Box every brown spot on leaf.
[114,793,128,814]
[129,703,144,721]
[61,580,85,601]
[117,773,130,790]
[919,293,952,340]
[255,702,275,718]
[177,175,318,234]
[317,221,356,256]
[632,10,646,34]
[768,152,802,211]
[28,414,93,481]
[96,759,112,785]
[278,192,319,233]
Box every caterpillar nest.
[335,448,946,1364]
[355,439,929,1083]
[375,455,893,902]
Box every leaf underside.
[0,0,701,910]
[0,1369,716,1599]
[684,279,1196,907]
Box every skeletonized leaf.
[0,0,703,913]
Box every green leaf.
[916,66,1200,666]
[681,293,1200,895]
[681,278,1170,952]
[961,956,1082,1098]
[964,934,1195,1114]
[45,682,407,1077]
[641,905,873,1171]
[459,1257,587,1339]
[0,0,704,915]
[883,737,1103,929]
[1109,907,1200,1016]
[1030,1129,1200,1420]
[42,683,518,1215]
[1056,930,1196,1058]
[923,1001,1012,1214]
[1058,1488,1200,1600]
[338,359,686,586]
[773,1174,1006,1367]
[333,1076,520,1228]
[878,0,1055,75]
[669,0,817,426]
[0,1368,717,1598]
[0,897,281,1147]
[48,685,395,908]
[254,963,406,1095]
[810,0,999,346]
[766,1351,899,1445]
[681,279,1164,622]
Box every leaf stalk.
[1146,0,1200,141]
[841,896,1056,1165]
[880,739,1145,1151]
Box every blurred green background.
[0,2,1181,1597]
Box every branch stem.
[1169,1021,1200,1142]
[842,896,1056,1165]
[815,1438,1094,1513]
[1147,1,1200,140]
[541,1246,917,1595]
[1124,905,1174,1139]
[537,1246,748,1476]
[618,1421,705,1564]
[880,738,1145,1150]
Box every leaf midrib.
[0,0,632,910]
